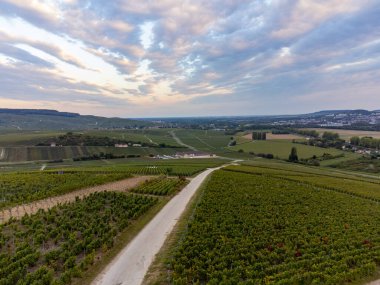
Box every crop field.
[85,129,181,147]
[242,133,305,140]
[330,158,380,174]
[224,165,380,201]
[131,176,187,196]
[230,140,345,159]
[0,192,157,284]
[0,171,131,209]
[0,145,187,162]
[306,128,380,140]
[0,131,64,147]
[0,157,227,174]
[160,166,380,285]
[174,129,231,151]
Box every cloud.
[0,0,379,116]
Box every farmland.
[0,192,156,284]
[306,128,380,140]
[131,176,188,196]
[229,140,346,159]
[172,129,231,151]
[0,171,132,209]
[0,175,189,284]
[0,158,225,210]
[0,145,188,163]
[150,164,380,285]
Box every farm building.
[175,151,215,159]
[115,144,129,148]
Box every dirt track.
[0,176,151,224]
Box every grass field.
[230,140,346,159]
[149,164,380,285]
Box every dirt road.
[93,166,222,285]
[0,176,150,224]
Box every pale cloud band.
[0,0,379,117]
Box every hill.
[0,109,151,130]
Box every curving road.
[93,165,223,285]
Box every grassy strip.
[142,174,212,285]
[76,196,170,285]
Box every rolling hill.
[0,109,152,130]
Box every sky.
[0,0,380,118]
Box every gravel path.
[0,176,151,224]
[93,166,223,285]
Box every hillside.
[0,109,151,130]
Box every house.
[50,142,56,147]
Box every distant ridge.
[0,108,80,117]
[0,108,151,130]
[308,109,372,116]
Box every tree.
[350,136,360,146]
[322,132,339,141]
[288,147,298,162]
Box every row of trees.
[252,132,267,140]
[350,136,380,149]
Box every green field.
[0,129,188,163]
[0,158,226,209]
[0,171,132,209]
[0,192,157,284]
[173,129,231,151]
[156,165,380,285]
[0,145,189,162]
[230,140,347,159]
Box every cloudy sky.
[0,0,380,117]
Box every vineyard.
[224,165,380,201]
[131,176,188,196]
[0,172,131,209]
[165,168,380,284]
[0,192,157,284]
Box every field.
[0,175,188,284]
[131,176,187,196]
[0,158,226,209]
[173,129,231,151]
[230,140,346,159]
[156,165,380,285]
[0,129,188,163]
[0,192,156,284]
[242,133,305,140]
[0,146,188,163]
[306,128,380,140]
[330,158,380,174]
[0,171,132,209]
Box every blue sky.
[0,0,379,117]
